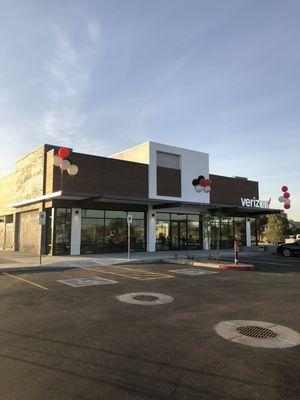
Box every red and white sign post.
[234,240,239,265]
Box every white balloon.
[278,196,285,202]
[283,198,291,205]
[68,164,79,176]
[195,185,202,192]
[60,159,71,171]
[204,185,211,193]
[53,155,63,166]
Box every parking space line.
[80,266,174,281]
[2,272,48,290]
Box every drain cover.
[236,325,277,339]
[133,295,158,301]
[214,320,300,348]
[116,292,174,306]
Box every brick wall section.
[0,172,16,216]
[15,145,45,203]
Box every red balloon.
[206,178,212,186]
[283,192,290,198]
[58,147,70,159]
[281,185,288,192]
[284,204,290,209]
[199,178,206,186]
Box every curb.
[0,265,77,273]
[219,264,255,271]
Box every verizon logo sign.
[240,197,270,209]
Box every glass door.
[171,221,187,249]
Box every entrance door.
[171,221,187,250]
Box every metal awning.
[10,191,282,216]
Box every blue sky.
[0,0,299,219]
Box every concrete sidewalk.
[0,249,266,272]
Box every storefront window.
[81,209,145,254]
[156,214,170,250]
[234,217,246,245]
[54,208,72,255]
[81,218,105,253]
[250,218,258,246]
[155,213,201,250]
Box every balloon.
[192,178,199,186]
[281,185,288,192]
[58,147,70,159]
[53,155,63,166]
[284,204,290,209]
[203,185,211,193]
[68,164,79,176]
[60,159,71,170]
[278,196,285,202]
[206,178,212,186]
[195,185,202,192]
[199,178,206,186]
[284,198,291,205]
[283,192,290,199]
[198,175,204,181]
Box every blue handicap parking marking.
[58,276,118,287]
[169,268,218,275]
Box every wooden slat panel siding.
[157,166,181,197]
[58,152,148,198]
[210,174,259,206]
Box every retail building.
[0,141,280,255]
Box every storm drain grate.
[133,295,158,301]
[237,325,277,339]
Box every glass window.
[171,213,186,221]
[250,218,258,246]
[104,218,127,252]
[54,208,72,255]
[82,209,104,218]
[131,219,145,251]
[187,220,200,249]
[105,210,127,219]
[188,214,199,222]
[130,212,145,220]
[156,219,171,250]
[81,218,104,254]
[234,217,246,245]
[156,213,170,221]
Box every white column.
[71,208,82,255]
[147,205,156,252]
[246,218,251,247]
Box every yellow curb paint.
[3,272,48,290]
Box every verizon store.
[0,141,280,255]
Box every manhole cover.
[116,292,174,306]
[214,320,300,348]
[236,325,277,339]
[133,295,158,301]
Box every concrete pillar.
[147,205,156,252]
[246,218,251,247]
[71,208,82,255]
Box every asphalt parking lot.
[0,255,299,400]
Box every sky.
[0,0,299,219]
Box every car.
[277,240,300,257]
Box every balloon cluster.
[192,175,212,193]
[278,185,291,210]
[53,147,79,176]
